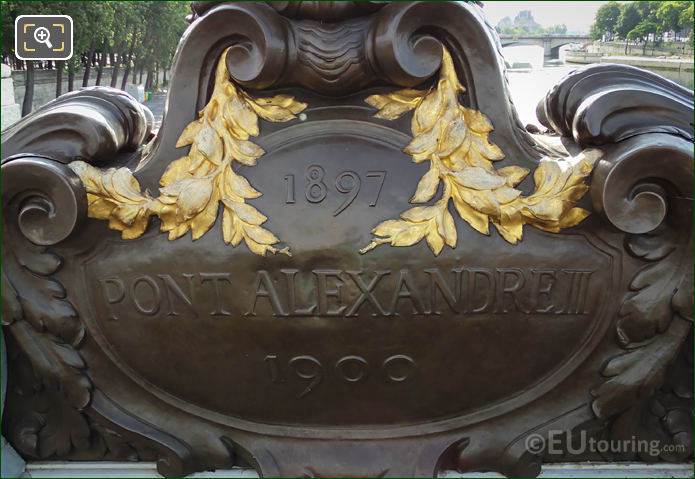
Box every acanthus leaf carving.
[591,318,691,420]
[4,363,91,460]
[1,159,92,415]
[596,348,692,464]
[2,159,92,459]
[2,111,194,473]
[533,62,694,464]
[566,87,693,458]
[616,228,692,347]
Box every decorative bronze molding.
[1,87,153,163]
[589,133,693,458]
[537,63,694,147]
[544,64,693,466]
[2,2,692,477]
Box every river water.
[503,45,693,128]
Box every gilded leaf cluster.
[70,48,306,256]
[361,47,599,255]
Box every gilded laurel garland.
[69,49,306,256]
[360,47,599,255]
[68,46,597,258]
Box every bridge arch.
[499,35,589,59]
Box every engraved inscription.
[96,267,596,320]
[283,166,387,214]
[82,232,615,425]
[264,354,416,397]
[305,165,327,203]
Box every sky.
[482,1,608,34]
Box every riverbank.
[10,66,166,111]
[588,40,692,58]
[565,52,693,72]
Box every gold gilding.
[69,49,306,256]
[361,47,598,255]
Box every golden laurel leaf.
[361,46,600,255]
[69,48,306,256]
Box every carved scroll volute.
[591,135,692,236]
[0,84,197,467]
[221,5,288,90]
[190,1,443,97]
[2,157,87,246]
[1,88,151,396]
[369,3,443,87]
[151,0,541,175]
[367,1,540,158]
[589,134,692,437]
[1,156,92,457]
[538,64,694,147]
[542,65,695,440]
[533,62,694,465]
[590,133,693,343]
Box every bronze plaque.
[2,2,692,477]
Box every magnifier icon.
[33,27,53,49]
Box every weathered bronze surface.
[2,2,692,477]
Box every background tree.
[635,1,660,22]
[657,1,686,35]
[590,0,692,54]
[3,0,189,105]
[55,1,103,91]
[590,1,621,40]
[1,0,48,115]
[120,13,144,89]
[1,2,19,68]
[79,2,114,86]
[546,24,568,35]
[111,2,144,89]
[616,2,642,53]
[634,1,660,45]
[150,1,188,88]
[628,20,660,54]
[134,1,188,91]
[681,3,694,39]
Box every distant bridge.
[499,34,590,59]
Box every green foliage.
[679,2,693,33]
[627,20,660,41]
[61,1,116,72]
[1,1,188,75]
[617,3,642,38]
[656,1,685,32]
[1,1,47,57]
[591,1,621,39]
[136,1,189,71]
[590,0,692,41]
